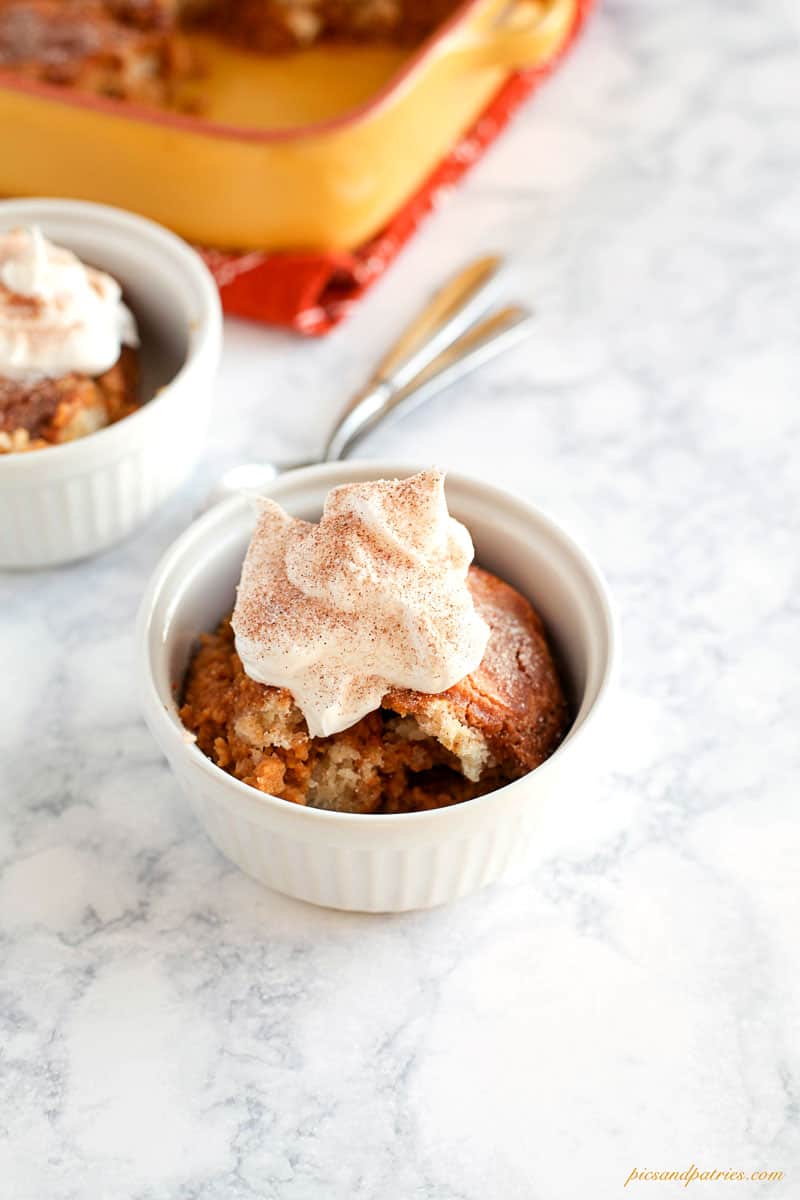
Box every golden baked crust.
[179,566,570,814]
[386,566,569,780]
[0,344,139,452]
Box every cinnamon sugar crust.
[0,344,139,452]
[179,565,570,814]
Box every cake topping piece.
[232,470,491,738]
[0,226,139,382]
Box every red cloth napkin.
[200,0,593,335]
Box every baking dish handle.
[451,0,578,71]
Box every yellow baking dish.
[0,0,577,251]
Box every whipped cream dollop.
[0,226,138,381]
[232,470,491,738]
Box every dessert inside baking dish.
[180,470,570,814]
[0,225,140,453]
[0,0,463,107]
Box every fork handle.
[321,255,503,461]
[324,305,534,461]
[370,254,503,389]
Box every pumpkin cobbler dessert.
[0,0,464,104]
[0,0,190,104]
[0,226,139,453]
[180,470,570,814]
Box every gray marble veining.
[1,1,799,1196]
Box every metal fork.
[205,254,533,505]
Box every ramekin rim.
[0,197,222,473]
[136,461,619,827]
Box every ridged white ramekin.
[0,198,222,568]
[137,463,618,912]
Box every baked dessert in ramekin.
[179,471,571,814]
[138,463,617,911]
[0,198,221,568]
[0,226,141,454]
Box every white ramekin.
[137,463,618,912]
[0,198,222,568]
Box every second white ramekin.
[137,463,618,912]
[0,199,222,568]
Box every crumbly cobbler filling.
[182,638,501,814]
[0,345,139,453]
[180,566,570,814]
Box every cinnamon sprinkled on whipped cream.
[0,226,138,382]
[232,471,491,738]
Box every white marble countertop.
[2,2,799,1196]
